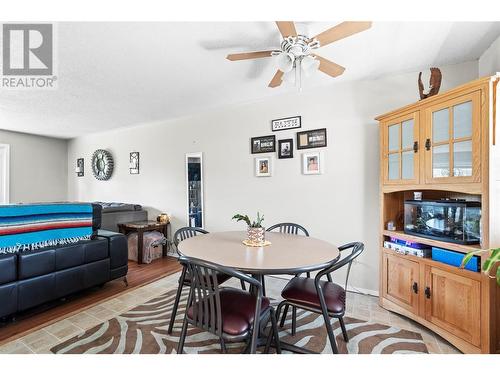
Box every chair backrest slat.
[266,222,309,237]
[179,256,263,339]
[173,226,209,250]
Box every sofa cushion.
[84,258,110,288]
[0,253,17,284]
[83,239,108,263]
[0,282,17,317]
[18,249,56,280]
[55,243,85,270]
[17,273,56,311]
[55,267,85,298]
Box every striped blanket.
[0,203,93,254]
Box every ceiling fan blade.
[276,21,297,38]
[311,21,372,47]
[312,54,345,77]
[268,70,284,88]
[226,51,275,61]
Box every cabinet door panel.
[382,253,419,315]
[432,143,451,178]
[432,108,449,143]
[388,124,400,151]
[425,91,481,184]
[453,140,473,177]
[425,266,481,347]
[401,151,414,179]
[382,112,420,185]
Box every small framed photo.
[297,128,327,149]
[272,116,301,132]
[302,152,323,175]
[255,157,272,177]
[278,139,293,159]
[251,135,276,154]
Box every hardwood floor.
[0,257,181,345]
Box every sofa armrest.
[97,230,128,270]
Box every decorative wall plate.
[91,149,114,180]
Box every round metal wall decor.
[91,149,114,180]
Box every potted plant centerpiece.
[232,212,266,245]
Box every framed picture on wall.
[278,139,293,159]
[255,156,272,177]
[271,116,301,132]
[296,128,327,149]
[251,135,276,154]
[302,152,323,175]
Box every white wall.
[67,60,478,294]
[0,130,68,203]
[479,35,500,76]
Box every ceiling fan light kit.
[226,21,372,89]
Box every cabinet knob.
[412,281,419,294]
[425,286,431,299]
[413,141,419,153]
[425,138,431,151]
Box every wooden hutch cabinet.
[376,75,500,354]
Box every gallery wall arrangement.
[251,116,327,177]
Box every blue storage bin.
[431,247,480,272]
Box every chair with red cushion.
[168,227,245,334]
[266,222,314,335]
[177,256,281,354]
[276,242,364,354]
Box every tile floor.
[0,272,460,354]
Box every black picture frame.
[251,135,276,154]
[129,151,140,174]
[296,128,327,149]
[278,139,294,159]
[271,116,302,132]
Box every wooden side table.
[118,220,170,264]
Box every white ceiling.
[1,21,499,138]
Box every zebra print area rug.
[50,288,428,354]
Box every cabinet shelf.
[382,230,482,254]
[381,247,482,281]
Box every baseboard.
[346,285,379,297]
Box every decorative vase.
[247,226,265,244]
[157,213,169,223]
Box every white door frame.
[0,144,10,204]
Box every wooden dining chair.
[275,242,364,353]
[168,227,245,334]
[266,222,315,334]
[177,256,281,354]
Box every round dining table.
[177,230,340,276]
[177,230,340,354]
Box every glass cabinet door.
[382,112,420,185]
[425,92,480,184]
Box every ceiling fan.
[226,21,372,89]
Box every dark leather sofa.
[0,204,128,319]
